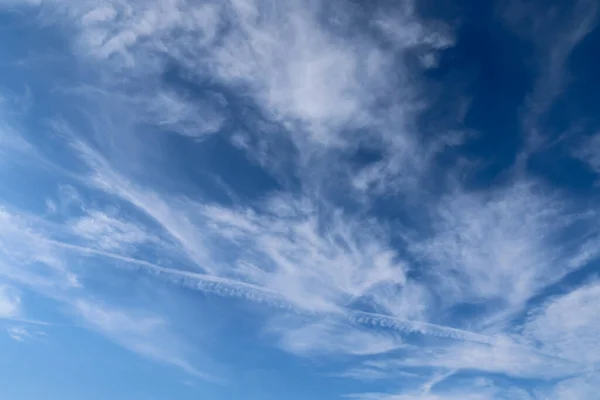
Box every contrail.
[45,239,291,308]
[48,238,513,346]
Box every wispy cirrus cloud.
[270,316,404,357]
[502,0,599,158]
[545,373,600,400]
[65,137,411,315]
[574,132,600,176]
[5,325,46,342]
[6,326,31,341]
[0,207,80,290]
[64,119,600,390]
[346,386,532,400]
[0,283,49,341]
[0,284,21,318]
[25,0,457,192]
[523,280,600,366]
[73,299,217,381]
[2,0,600,398]
[68,209,158,253]
[408,182,596,317]
[0,204,213,379]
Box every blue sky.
[0,0,599,398]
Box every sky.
[0,0,599,399]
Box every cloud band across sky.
[0,0,599,399]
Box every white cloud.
[374,4,454,50]
[74,299,213,380]
[271,317,403,356]
[80,4,117,25]
[62,139,217,273]
[0,123,32,157]
[210,0,385,143]
[16,0,454,176]
[3,0,600,395]
[408,182,594,318]
[66,140,411,315]
[502,0,599,154]
[147,91,226,137]
[59,104,600,385]
[0,284,21,318]
[523,280,600,366]
[0,207,81,290]
[346,388,522,400]
[69,209,154,252]
[574,132,600,175]
[0,0,42,6]
[6,326,33,342]
[397,341,576,379]
[347,376,536,400]
[73,0,223,63]
[347,392,491,400]
[0,204,215,379]
[348,311,498,345]
[546,373,600,400]
[69,138,600,384]
[0,97,34,164]
[199,201,409,315]
[333,367,419,382]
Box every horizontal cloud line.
[0,317,59,327]
[44,238,519,347]
[348,310,499,345]
[349,311,579,367]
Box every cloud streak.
[2,0,600,397]
[0,284,21,319]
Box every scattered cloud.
[546,373,600,400]
[7,326,29,341]
[502,0,599,156]
[74,299,214,380]
[271,316,404,357]
[0,205,211,379]
[396,341,576,380]
[408,183,581,312]
[6,326,36,342]
[68,209,156,252]
[0,207,81,290]
[523,280,600,366]
[574,132,600,175]
[0,284,21,318]
[347,376,536,400]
